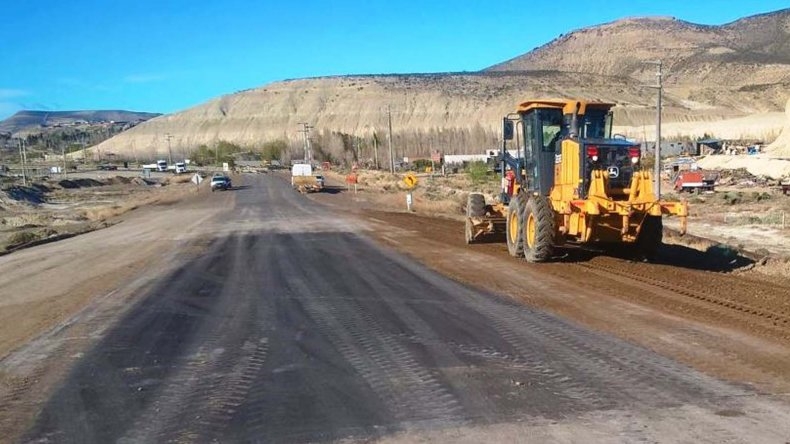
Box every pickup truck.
[210,174,232,191]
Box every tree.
[261,140,287,161]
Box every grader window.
[539,110,564,152]
[581,109,611,139]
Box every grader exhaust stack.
[465,99,687,262]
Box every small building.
[695,138,722,156]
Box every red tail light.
[629,146,640,164]
[586,145,599,160]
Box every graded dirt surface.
[309,181,790,395]
[1,174,790,443]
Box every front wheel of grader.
[523,196,555,263]
[506,192,526,257]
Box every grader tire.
[523,196,555,263]
[464,219,474,244]
[506,192,526,257]
[635,216,663,261]
[467,193,486,217]
[465,193,486,245]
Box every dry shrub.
[80,196,155,221]
[753,256,790,279]
[161,175,193,185]
[8,231,41,246]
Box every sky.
[1,0,788,119]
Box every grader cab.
[465,99,687,262]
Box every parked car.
[210,174,232,191]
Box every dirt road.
[2,175,790,443]
[311,182,790,394]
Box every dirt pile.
[697,155,790,179]
[715,168,776,187]
[766,97,790,158]
[57,178,104,189]
[0,185,49,205]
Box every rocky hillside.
[489,10,790,111]
[92,9,790,161]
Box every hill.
[487,10,790,111]
[91,9,790,163]
[0,110,161,135]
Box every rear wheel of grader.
[465,193,486,244]
[523,196,555,262]
[506,192,526,257]
[635,215,663,261]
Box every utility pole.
[373,132,379,169]
[387,105,394,173]
[643,60,663,198]
[298,122,313,163]
[17,138,27,186]
[165,133,174,164]
[62,144,67,178]
[81,133,87,164]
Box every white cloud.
[123,73,167,83]
[0,89,29,100]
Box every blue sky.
[1,1,787,119]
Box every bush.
[466,161,490,185]
[8,231,40,246]
[721,191,741,205]
[412,159,433,171]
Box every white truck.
[168,162,187,174]
[291,163,323,193]
[142,160,168,172]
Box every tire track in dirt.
[281,234,466,426]
[341,208,790,392]
[120,235,273,443]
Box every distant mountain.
[0,110,161,135]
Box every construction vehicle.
[465,99,688,261]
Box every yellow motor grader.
[465,99,687,262]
